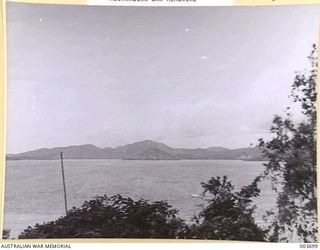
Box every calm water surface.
[4,159,276,237]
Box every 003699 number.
[300,244,318,248]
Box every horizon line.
[6,139,258,155]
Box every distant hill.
[6,140,265,161]
[6,144,111,160]
[123,147,178,160]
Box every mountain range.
[6,140,265,161]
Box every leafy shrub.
[258,45,317,242]
[188,176,266,241]
[19,195,186,239]
[18,177,265,241]
[3,229,11,239]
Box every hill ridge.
[6,140,265,161]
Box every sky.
[6,3,320,153]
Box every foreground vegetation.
[258,45,317,242]
[19,176,265,241]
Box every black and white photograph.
[3,2,319,242]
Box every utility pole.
[60,152,68,215]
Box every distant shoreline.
[6,158,267,162]
[6,140,266,161]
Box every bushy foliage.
[19,195,186,239]
[18,177,265,240]
[188,176,266,241]
[3,229,10,239]
[258,45,317,242]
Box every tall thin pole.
[60,152,68,215]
